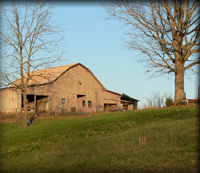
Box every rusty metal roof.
[13,63,106,89]
[12,63,137,100]
[13,63,80,86]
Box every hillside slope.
[0,106,199,172]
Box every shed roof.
[121,93,139,102]
[104,89,122,96]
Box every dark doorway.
[104,103,117,111]
[21,94,49,113]
[77,94,85,98]
[77,94,86,112]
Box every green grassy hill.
[0,106,199,172]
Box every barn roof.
[12,63,106,89]
[121,93,139,102]
[11,63,136,98]
[104,89,122,96]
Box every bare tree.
[146,91,172,107]
[103,0,200,105]
[0,1,65,127]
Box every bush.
[166,97,174,107]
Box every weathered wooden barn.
[0,63,139,114]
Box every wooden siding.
[0,88,21,113]
[0,64,122,113]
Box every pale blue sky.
[1,2,197,108]
[50,2,198,108]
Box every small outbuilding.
[121,93,139,110]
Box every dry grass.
[139,136,147,146]
[0,113,23,123]
[0,110,113,123]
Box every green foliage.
[166,97,174,107]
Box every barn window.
[88,100,92,108]
[82,100,85,107]
[62,98,66,104]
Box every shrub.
[166,97,174,107]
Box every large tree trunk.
[174,62,185,105]
[23,91,28,127]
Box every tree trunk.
[23,91,28,127]
[174,63,185,105]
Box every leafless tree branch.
[103,0,200,104]
[0,1,66,127]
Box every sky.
[47,2,198,108]
[1,2,199,109]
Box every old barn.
[0,63,139,114]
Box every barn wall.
[0,88,21,113]
[51,64,106,113]
[0,64,122,114]
[103,91,121,109]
